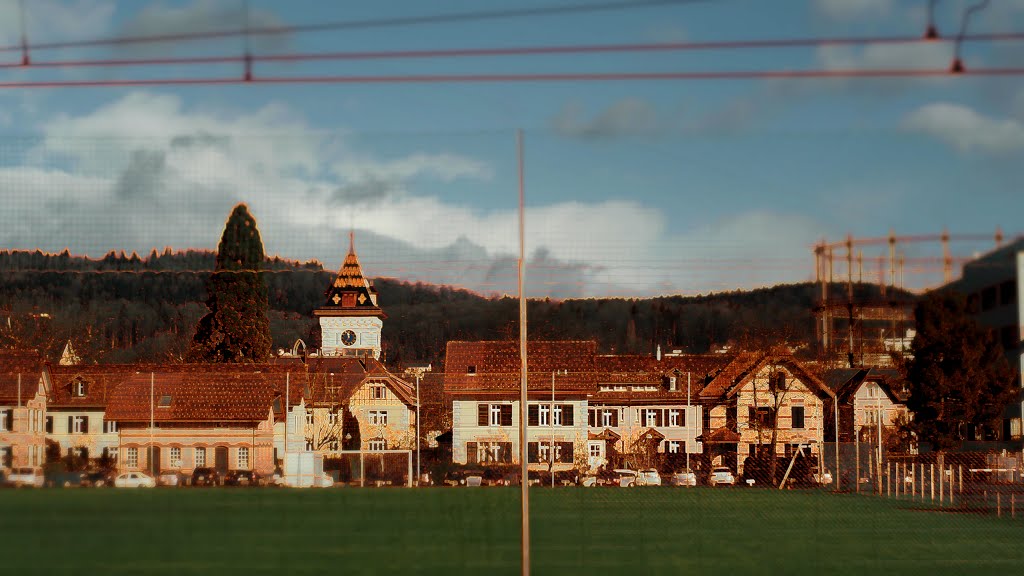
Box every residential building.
[0,350,50,469]
[47,365,139,465]
[105,369,279,477]
[822,368,910,445]
[445,340,596,471]
[586,354,729,470]
[699,350,834,475]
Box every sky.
[0,0,1023,298]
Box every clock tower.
[314,232,385,359]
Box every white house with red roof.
[0,350,50,470]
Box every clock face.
[341,330,357,346]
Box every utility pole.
[416,373,421,487]
[876,392,883,496]
[150,372,155,477]
[551,370,555,488]
[516,129,530,576]
[686,372,691,474]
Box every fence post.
[948,467,954,506]
[895,463,900,498]
[997,492,1001,518]
[930,463,935,502]
[887,463,891,497]
[958,465,962,494]
[939,462,943,505]
[360,450,365,488]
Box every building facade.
[0,351,50,469]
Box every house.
[47,365,140,465]
[586,354,730,471]
[0,350,50,469]
[699,350,835,475]
[822,367,910,445]
[105,369,279,477]
[444,340,596,471]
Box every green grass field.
[1,487,1021,575]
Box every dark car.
[82,470,114,487]
[224,470,260,487]
[191,467,220,487]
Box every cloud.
[814,0,893,21]
[0,1,116,45]
[118,0,291,53]
[902,102,1024,154]
[551,98,669,140]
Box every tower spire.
[349,229,355,255]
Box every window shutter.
[588,409,596,427]
[610,410,618,427]
[5,410,12,431]
[655,410,663,427]
[82,416,89,433]
[560,442,574,463]
[681,409,687,428]
[528,405,539,426]
[501,405,513,427]
[68,416,73,433]
[466,443,477,464]
[561,405,573,426]
[477,404,488,426]
[527,442,537,463]
[501,442,512,463]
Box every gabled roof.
[0,349,49,404]
[699,351,834,402]
[105,369,279,422]
[303,356,416,407]
[592,354,733,402]
[48,365,144,409]
[444,340,597,395]
[824,367,909,404]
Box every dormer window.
[74,379,87,397]
[158,395,172,408]
[467,365,477,375]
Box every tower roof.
[315,232,384,318]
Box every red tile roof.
[699,351,834,401]
[444,340,597,396]
[591,354,732,403]
[105,369,280,422]
[0,350,48,404]
[302,356,416,406]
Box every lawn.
[0,487,1021,575]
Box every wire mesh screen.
[2,1,1024,575]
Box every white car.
[672,470,698,487]
[636,468,663,486]
[114,472,156,488]
[7,467,44,488]
[614,469,638,487]
[709,466,735,486]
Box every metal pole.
[551,370,555,488]
[686,372,691,474]
[516,128,530,576]
[855,425,860,493]
[150,372,155,476]
[416,374,421,486]
[930,463,935,501]
[876,395,882,496]
[833,394,840,491]
[285,372,289,478]
[360,450,365,488]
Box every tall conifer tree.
[187,204,272,362]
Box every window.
[479,404,511,427]
[667,441,682,454]
[103,419,118,433]
[475,442,512,464]
[0,409,11,432]
[1,446,11,467]
[45,416,53,433]
[643,409,661,428]
[749,407,775,428]
[588,442,602,458]
[368,410,388,426]
[70,415,89,434]
[157,395,172,408]
[791,406,805,429]
[552,405,563,426]
[368,439,387,451]
[539,404,550,427]
[327,438,339,451]
[1000,279,1017,307]
[601,409,618,428]
[668,409,685,428]
[126,447,138,468]
[169,447,182,468]
[237,447,249,469]
[106,446,119,462]
[194,447,206,467]
[370,385,386,400]
[327,412,338,426]
[982,285,998,311]
[305,439,314,451]
[467,365,476,375]
[305,411,314,426]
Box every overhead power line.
[0,0,713,54]
[4,32,1024,71]
[2,67,1024,89]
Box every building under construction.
[814,230,1007,369]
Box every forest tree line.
[0,249,904,367]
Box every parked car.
[191,467,220,487]
[709,466,736,486]
[7,467,45,488]
[113,471,156,488]
[82,470,114,487]
[671,469,698,487]
[614,469,639,487]
[158,471,187,487]
[636,468,663,486]
[581,475,598,487]
[224,470,261,487]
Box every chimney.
[656,345,662,361]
